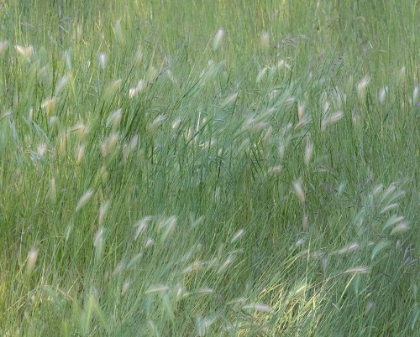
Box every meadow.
[1,0,420,335]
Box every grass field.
[1,0,420,335]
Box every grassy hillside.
[1,0,420,335]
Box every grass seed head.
[15,44,33,59]
[55,75,69,95]
[99,200,110,226]
[304,137,313,165]
[42,97,56,116]
[76,144,85,164]
[101,133,119,157]
[231,229,245,243]
[390,223,410,235]
[293,180,305,203]
[115,20,123,42]
[298,102,305,121]
[93,227,105,260]
[213,29,224,50]
[344,266,370,274]
[0,41,8,55]
[76,189,94,212]
[27,248,39,274]
[242,303,271,312]
[260,31,269,49]
[379,87,387,103]
[121,280,130,296]
[357,75,371,99]
[106,108,122,130]
[49,178,56,203]
[98,53,107,69]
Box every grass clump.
[1,0,420,336]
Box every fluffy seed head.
[304,137,313,166]
[213,29,224,50]
[49,178,56,204]
[344,266,370,274]
[98,53,107,69]
[260,31,269,49]
[42,98,56,116]
[145,285,169,294]
[27,248,39,274]
[293,180,305,203]
[121,280,130,296]
[115,20,123,42]
[76,144,85,164]
[15,44,33,58]
[242,303,271,312]
[357,75,371,99]
[0,41,8,55]
[231,229,245,243]
[99,200,110,226]
[93,227,105,260]
[390,223,410,235]
[55,75,69,95]
[76,189,94,212]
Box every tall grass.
[1,0,420,335]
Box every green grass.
[1,0,420,335]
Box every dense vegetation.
[1,0,420,335]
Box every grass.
[1,0,420,335]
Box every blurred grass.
[1,0,420,336]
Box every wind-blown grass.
[1,1,420,336]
